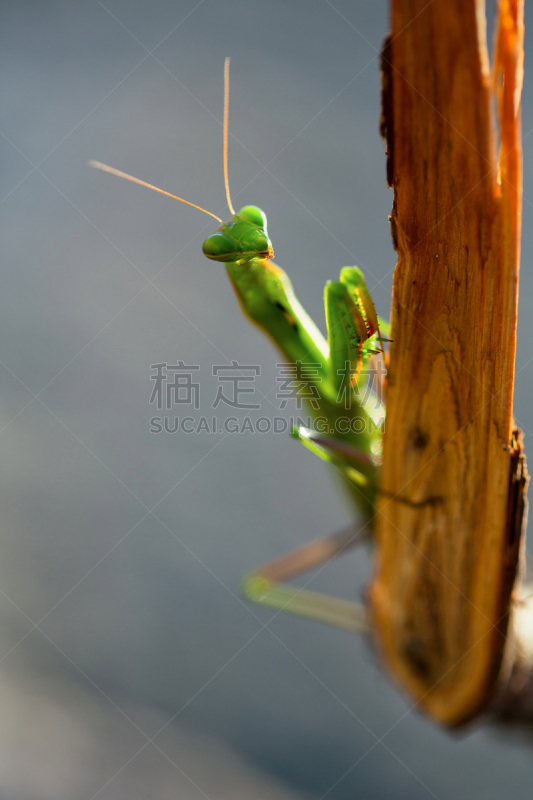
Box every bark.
[370,0,530,727]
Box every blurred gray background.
[2,1,533,798]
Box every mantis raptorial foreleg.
[90,58,389,633]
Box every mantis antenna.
[91,60,237,224]
[88,161,223,223]
[223,57,236,216]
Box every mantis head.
[202,206,274,263]
[90,61,275,267]
[203,62,273,264]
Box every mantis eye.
[238,205,268,229]
[240,228,272,257]
[202,232,237,262]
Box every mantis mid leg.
[241,523,371,633]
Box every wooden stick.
[371,0,528,726]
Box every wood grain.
[370,0,527,726]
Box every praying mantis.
[91,58,389,636]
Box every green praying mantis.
[91,58,389,635]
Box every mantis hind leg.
[241,524,371,633]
